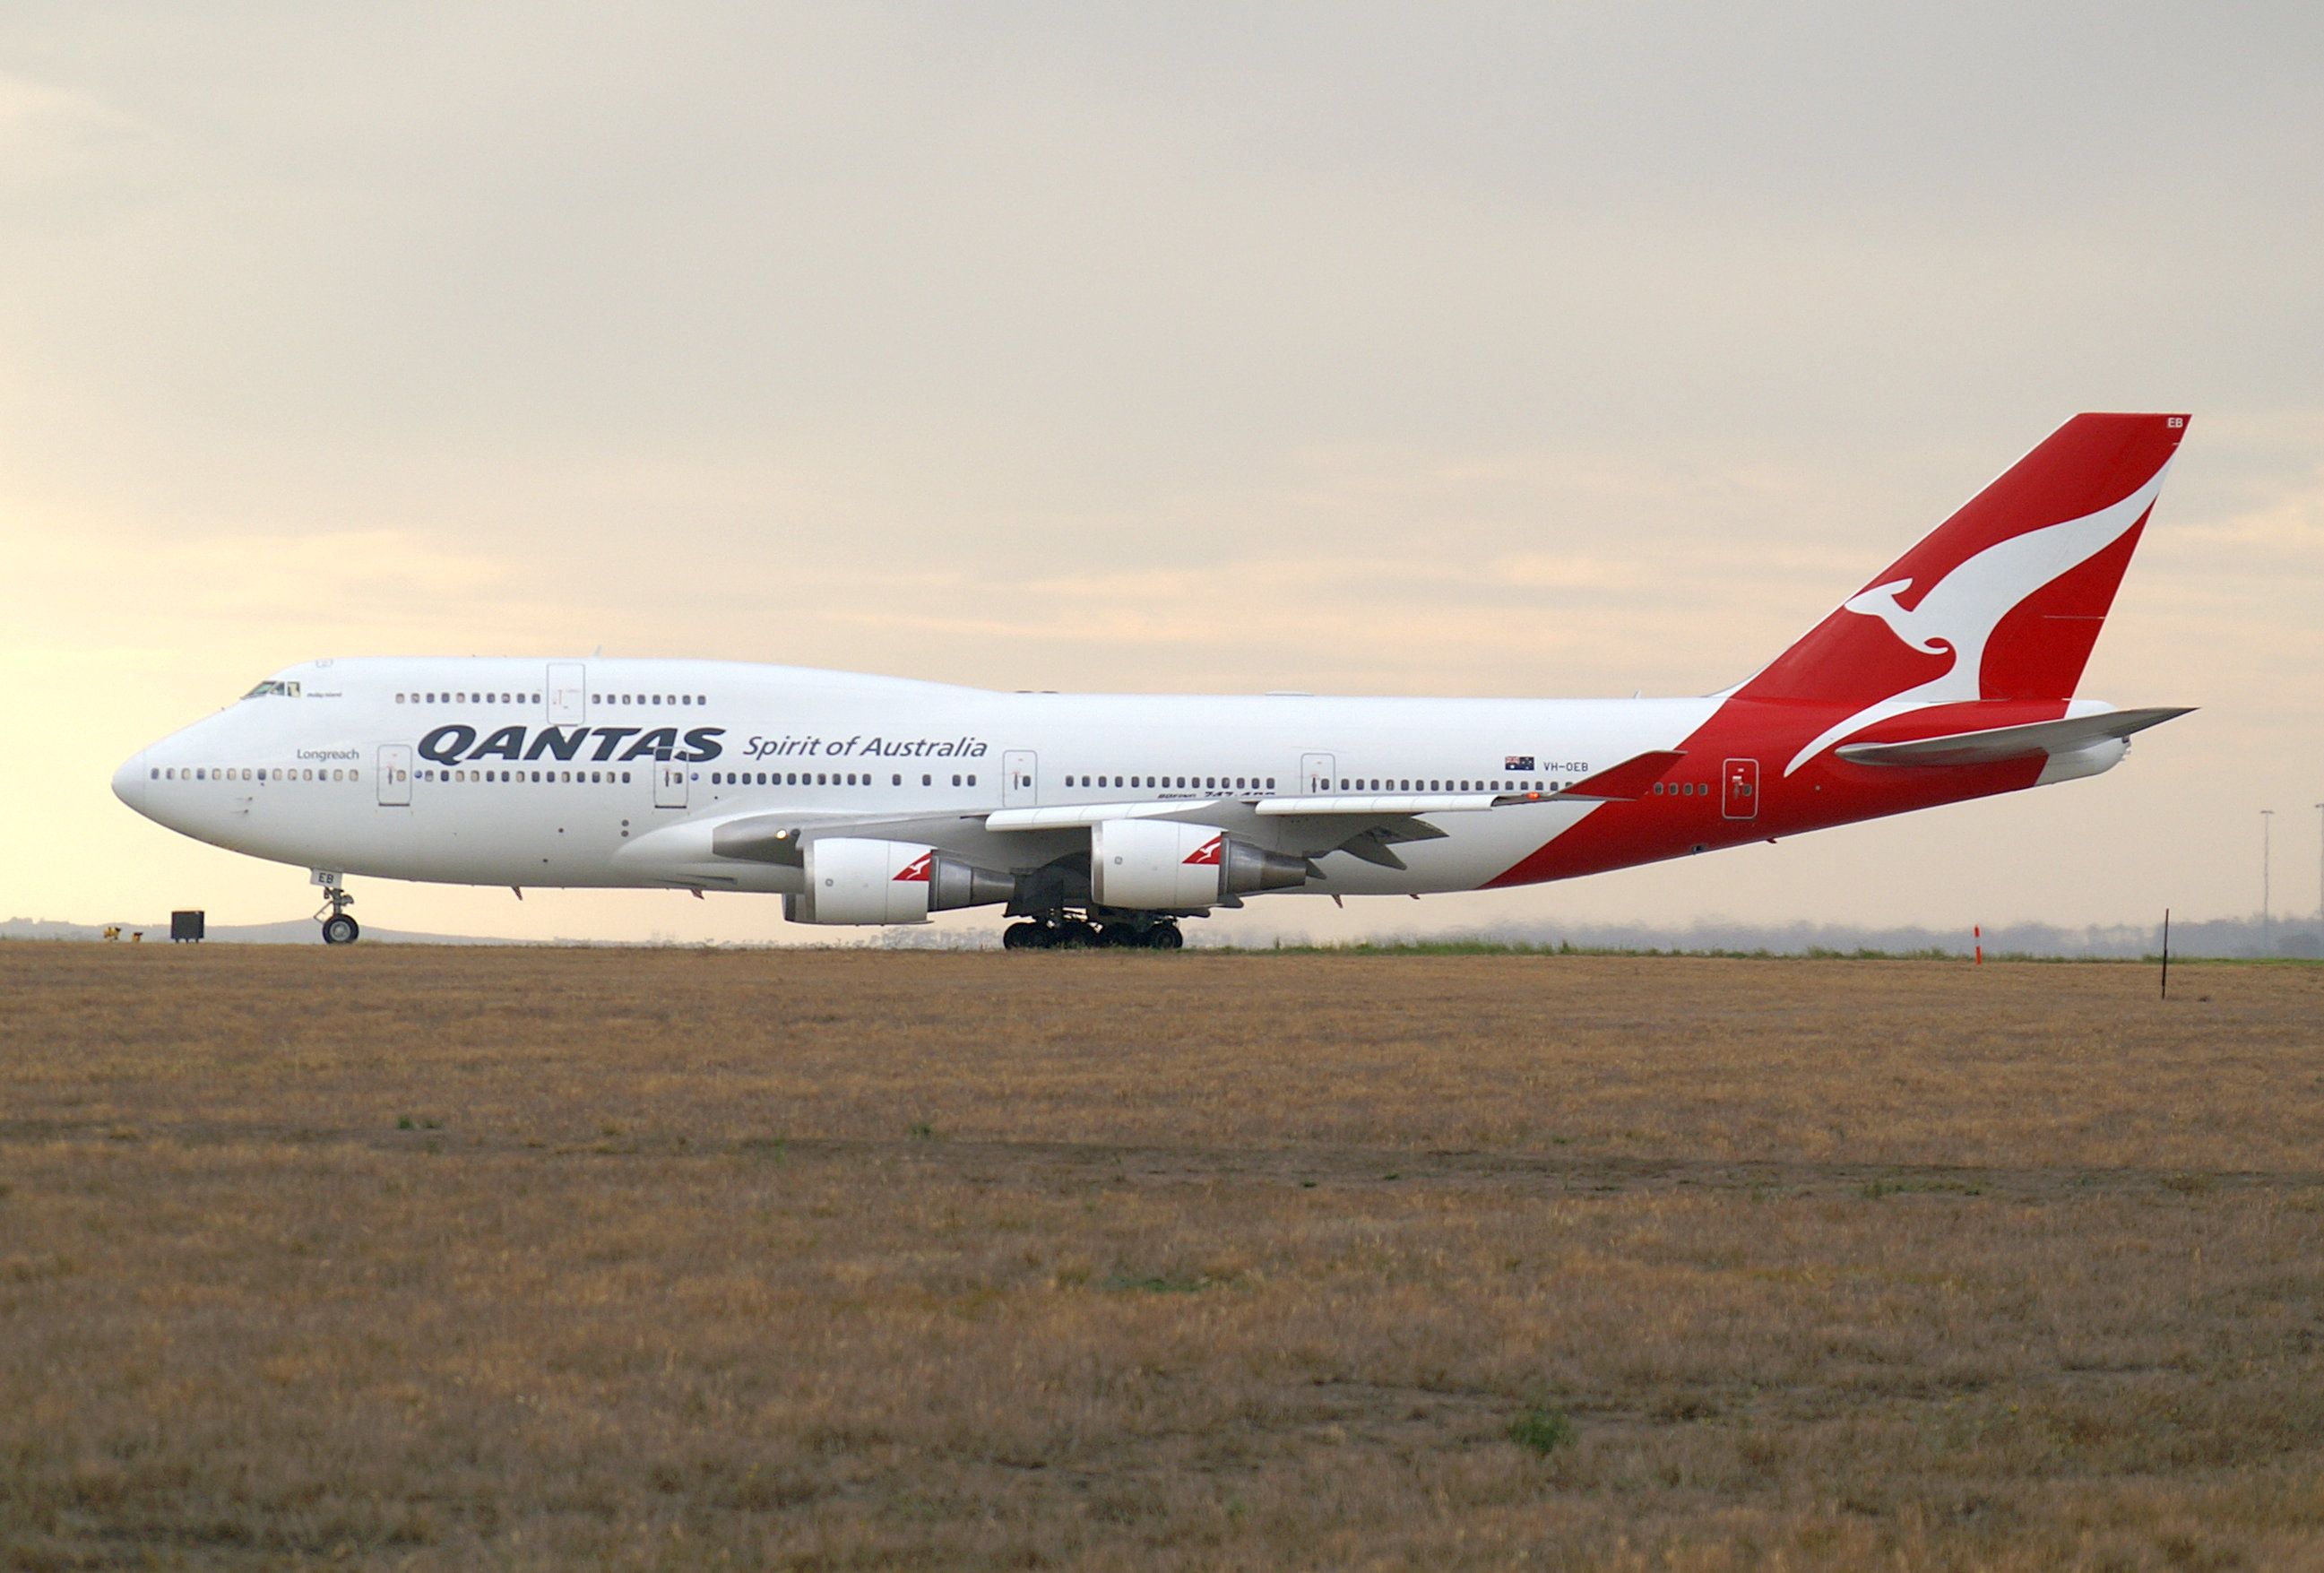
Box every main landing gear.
[315,882,360,946]
[1002,914,1184,951]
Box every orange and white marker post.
[1974,924,1983,965]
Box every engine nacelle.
[784,838,1015,925]
[1088,819,1309,911]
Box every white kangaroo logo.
[1784,462,2172,775]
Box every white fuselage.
[114,657,1718,900]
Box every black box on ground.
[170,910,205,943]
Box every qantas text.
[418,724,725,765]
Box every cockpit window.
[241,680,304,699]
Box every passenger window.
[922,774,932,786]
[952,774,962,787]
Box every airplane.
[113,412,2192,948]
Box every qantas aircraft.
[115,413,2190,948]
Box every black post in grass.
[2161,908,2171,1001]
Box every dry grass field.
[3,945,2322,1570]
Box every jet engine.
[784,837,1015,925]
[1088,819,1309,911]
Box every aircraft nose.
[113,751,149,815]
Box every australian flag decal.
[1505,755,1536,772]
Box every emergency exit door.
[1722,757,1759,820]
[1301,752,1335,794]
[653,760,689,809]
[1003,750,1038,808]
[377,745,411,807]
[547,662,587,725]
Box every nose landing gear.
[314,878,359,945]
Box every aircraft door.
[1722,757,1758,820]
[653,760,689,809]
[1003,750,1038,808]
[377,745,412,807]
[547,662,587,725]
[1300,752,1335,794]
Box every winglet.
[1536,749,1686,802]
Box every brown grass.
[3,946,2321,1569]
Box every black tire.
[1002,921,1044,951]
[1093,925,1134,948]
[1056,920,1098,950]
[321,914,359,946]
[1148,923,1183,951]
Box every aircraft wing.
[983,799,1218,831]
[1836,707,2191,767]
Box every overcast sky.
[6,2,2320,943]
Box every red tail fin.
[1741,414,2188,707]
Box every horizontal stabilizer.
[1836,706,2191,767]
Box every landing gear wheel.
[1146,923,1183,951]
[1055,919,1099,950]
[1003,921,1052,951]
[1094,924,1135,948]
[315,880,359,945]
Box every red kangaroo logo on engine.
[1182,836,1223,866]
[893,852,933,882]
